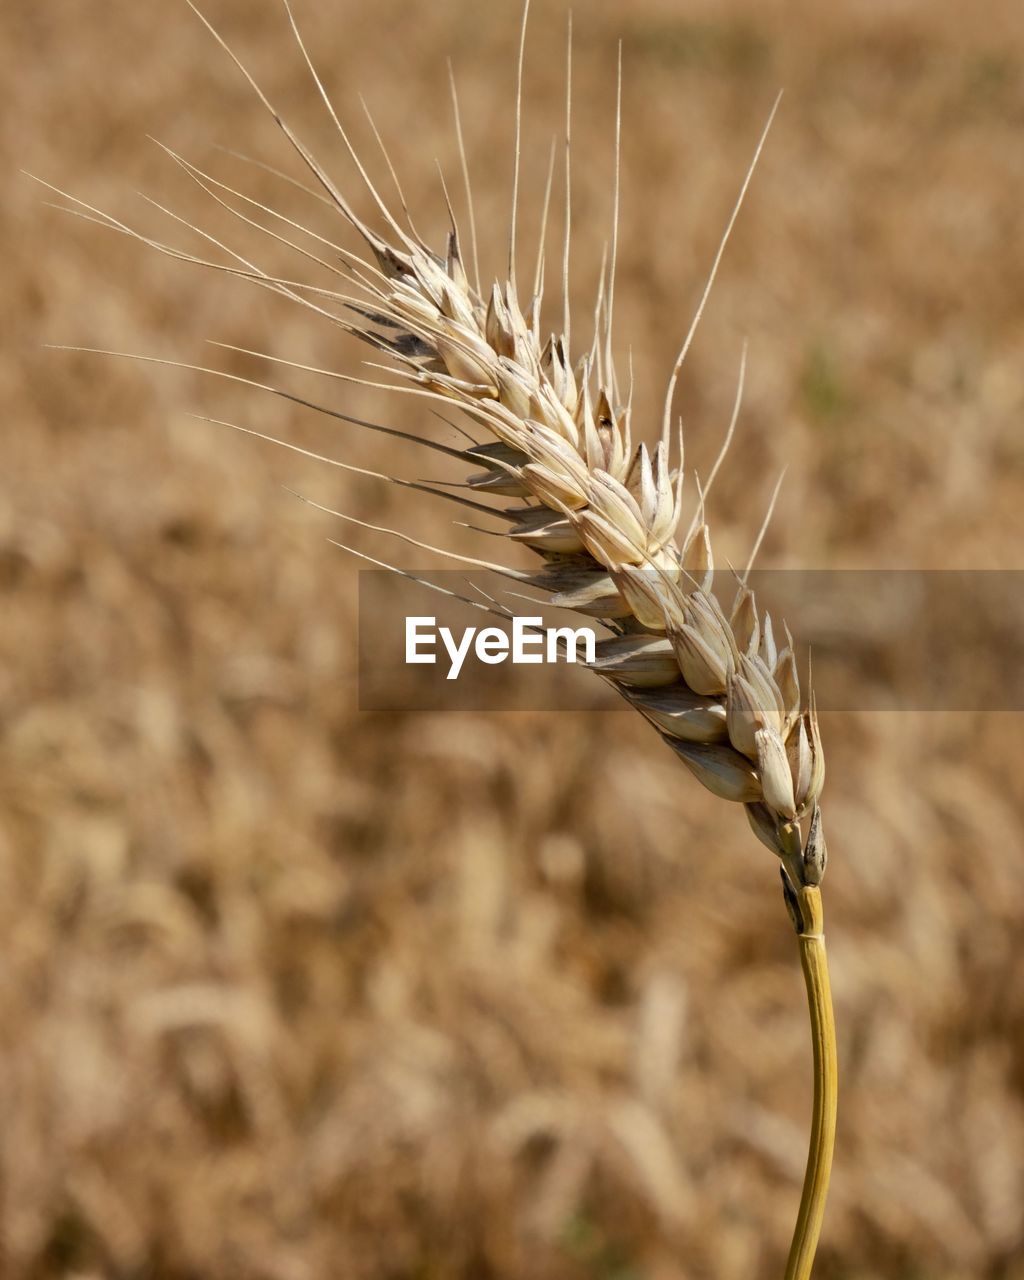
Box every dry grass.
[3,1,1024,1277]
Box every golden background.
[3,0,1023,1276]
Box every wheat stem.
[785,885,838,1280]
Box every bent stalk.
[784,884,838,1280]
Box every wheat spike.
[179,19,823,885]
[42,0,827,891]
[45,5,836,1274]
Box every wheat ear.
[46,2,837,1271]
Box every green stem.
[784,885,838,1280]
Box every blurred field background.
[3,0,1024,1276]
